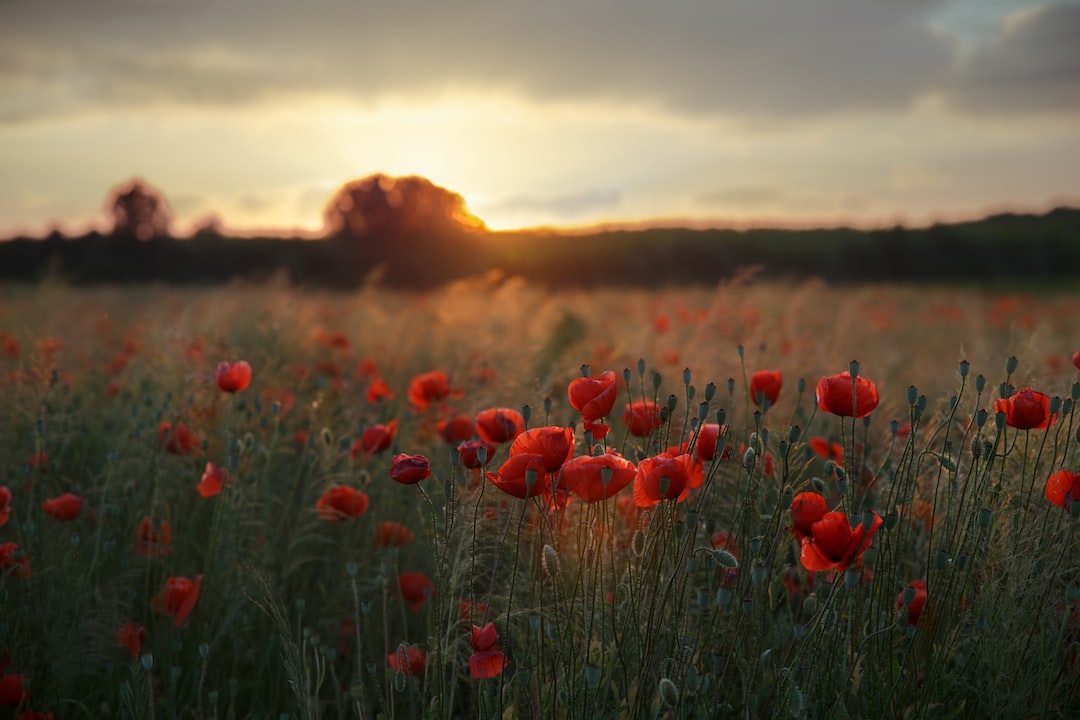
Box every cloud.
[942,3,1080,114]
[0,0,958,124]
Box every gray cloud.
[1,0,958,124]
[943,3,1080,113]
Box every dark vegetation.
[2,176,1078,288]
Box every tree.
[107,178,173,241]
[322,174,485,239]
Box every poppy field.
[1,276,1079,719]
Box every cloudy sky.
[1,0,1078,235]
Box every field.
[1,275,1079,719]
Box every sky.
[1,0,1078,236]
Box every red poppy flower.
[317,486,370,521]
[1046,470,1080,509]
[216,360,252,393]
[694,423,727,462]
[799,510,882,573]
[0,485,10,527]
[994,387,1055,430]
[790,492,829,542]
[159,421,199,455]
[437,415,476,444]
[387,644,426,675]
[808,437,845,464]
[562,451,637,502]
[582,418,611,440]
[633,453,695,508]
[18,711,55,720]
[815,371,879,418]
[509,426,575,473]
[408,371,459,411]
[365,376,395,404]
[42,492,84,520]
[316,329,351,351]
[0,672,28,707]
[197,462,228,498]
[623,400,662,437]
[374,521,415,547]
[397,572,434,611]
[475,408,525,444]
[354,357,378,378]
[1,334,18,358]
[486,453,550,499]
[750,370,782,406]
[390,454,431,484]
[355,420,397,455]
[25,450,47,473]
[897,580,928,627]
[661,443,706,488]
[135,517,172,557]
[1073,350,1080,371]
[117,622,146,657]
[469,623,508,679]
[457,439,497,469]
[0,542,30,577]
[153,575,203,626]
[568,370,618,421]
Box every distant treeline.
[2,207,1078,288]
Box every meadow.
[1,274,1079,719]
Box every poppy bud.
[959,360,970,377]
[803,594,818,614]
[652,371,662,390]
[975,374,986,393]
[580,363,590,378]
[751,562,767,587]
[637,358,647,375]
[737,344,745,358]
[632,529,646,557]
[142,653,154,670]
[848,360,860,379]
[683,367,692,386]
[623,368,632,384]
[975,409,987,427]
[521,405,532,424]
[906,386,918,406]
[844,567,860,588]
[727,378,735,393]
[1050,396,1062,415]
[742,447,756,473]
[1072,382,1080,401]
[1005,356,1018,374]
[659,678,680,707]
[704,382,716,402]
[715,409,726,426]
[716,587,733,608]
[713,549,738,568]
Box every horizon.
[2,1,1078,237]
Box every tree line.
[2,176,1078,288]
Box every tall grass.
[1,275,1078,719]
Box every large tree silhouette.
[107,178,173,241]
[323,173,485,239]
